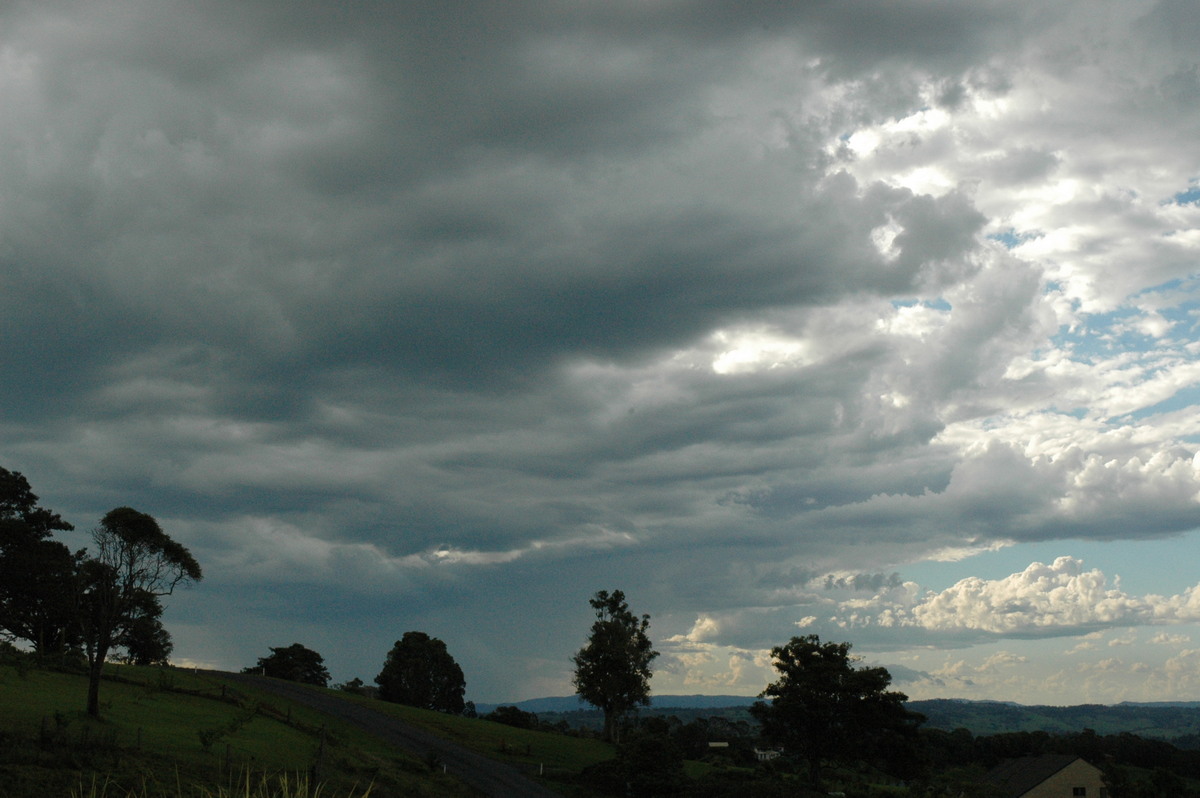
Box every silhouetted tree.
[750,634,923,789]
[0,467,73,538]
[79,507,202,716]
[376,631,466,713]
[0,467,78,658]
[487,705,539,729]
[334,676,377,697]
[0,538,81,658]
[572,589,658,743]
[244,642,330,686]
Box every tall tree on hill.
[751,634,924,789]
[572,589,658,743]
[0,467,79,658]
[79,507,202,716]
[244,643,331,687]
[375,631,466,714]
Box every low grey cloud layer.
[3,0,1200,701]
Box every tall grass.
[71,770,374,798]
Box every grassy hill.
[0,655,615,797]
[16,655,1200,798]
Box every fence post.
[312,726,326,783]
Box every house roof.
[983,755,1093,798]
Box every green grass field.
[337,691,616,773]
[0,659,615,797]
[0,663,436,795]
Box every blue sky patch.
[1171,182,1200,205]
[988,229,1042,249]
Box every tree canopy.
[0,467,79,658]
[0,467,73,542]
[0,472,198,710]
[375,631,466,714]
[80,507,202,716]
[572,589,658,743]
[0,537,81,658]
[244,643,331,687]
[750,634,924,788]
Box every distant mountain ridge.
[908,699,1200,741]
[474,695,1200,742]
[473,694,758,714]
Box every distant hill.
[477,695,1200,743]
[474,694,758,715]
[909,699,1200,741]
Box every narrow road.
[217,672,562,798]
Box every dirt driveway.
[217,672,563,797]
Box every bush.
[485,706,539,730]
[577,729,687,797]
[0,640,33,676]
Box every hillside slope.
[220,671,566,797]
[0,660,614,796]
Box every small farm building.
[983,754,1107,798]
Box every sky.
[3,0,1200,706]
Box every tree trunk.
[807,756,823,791]
[86,655,104,716]
[86,634,111,717]
[603,709,619,744]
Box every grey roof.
[983,755,1093,798]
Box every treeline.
[488,709,1200,796]
[470,692,1200,797]
[519,704,757,735]
[922,725,1200,775]
[243,632,468,715]
[912,699,1200,742]
[489,702,1200,774]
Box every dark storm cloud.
[0,0,997,426]
[4,0,1200,700]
